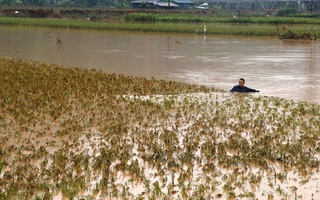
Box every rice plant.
[0,57,319,199]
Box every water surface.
[1,26,319,104]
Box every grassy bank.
[1,17,320,37]
[0,57,319,199]
[124,13,320,24]
[1,7,320,37]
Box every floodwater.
[1,26,320,104]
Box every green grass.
[124,13,320,25]
[1,17,320,37]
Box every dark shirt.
[230,85,259,93]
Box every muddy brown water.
[1,26,320,104]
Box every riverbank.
[0,57,319,199]
[1,16,320,38]
[1,6,320,37]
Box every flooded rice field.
[0,26,320,104]
[0,57,319,199]
[1,25,320,199]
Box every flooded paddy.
[0,26,320,104]
[0,57,319,200]
[1,25,320,199]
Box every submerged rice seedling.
[0,57,319,199]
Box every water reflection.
[0,26,319,104]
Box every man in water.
[230,78,259,93]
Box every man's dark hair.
[239,78,245,83]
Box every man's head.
[239,78,245,88]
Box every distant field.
[1,7,320,38]
[0,16,320,38]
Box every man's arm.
[246,87,259,92]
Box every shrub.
[124,13,157,21]
[50,11,64,18]
[276,8,297,17]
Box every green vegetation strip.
[0,57,319,199]
[124,13,320,24]
[1,17,320,37]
